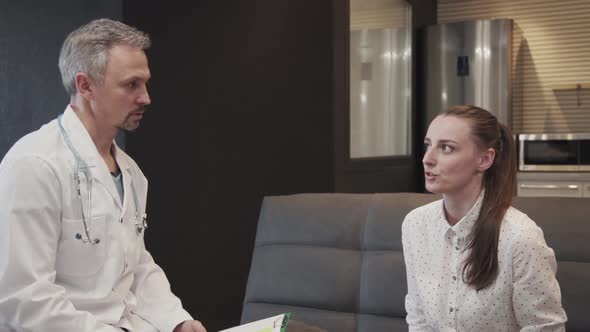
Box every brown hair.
[442,105,517,291]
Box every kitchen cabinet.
[517,172,590,198]
[517,181,585,198]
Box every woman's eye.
[441,144,454,152]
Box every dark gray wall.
[0,0,122,158]
[123,1,334,330]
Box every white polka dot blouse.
[402,192,567,331]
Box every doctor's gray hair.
[58,18,151,96]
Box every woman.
[402,105,567,331]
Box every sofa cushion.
[287,320,328,332]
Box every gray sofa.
[241,193,590,332]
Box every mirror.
[350,0,412,158]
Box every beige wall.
[439,0,590,133]
[350,0,411,30]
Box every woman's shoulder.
[501,206,546,244]
[503,206,538,229]
[402,198,443,230]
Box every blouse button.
[449,307,454,312]
[452,276,457,281]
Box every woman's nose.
[422,147,435,166]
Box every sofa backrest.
[511,196,590,332]
[241,193,589,332]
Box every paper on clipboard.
[218,313,290,332]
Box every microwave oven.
[518,133,590,171]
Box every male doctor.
[0,19,206,332]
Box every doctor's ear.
[477,147,496,172]
[75,73,94,101]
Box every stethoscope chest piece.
[135,214,147,235]
[74,232,100,244]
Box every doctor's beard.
[119,107,147,132]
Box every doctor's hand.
[173,320,207,332]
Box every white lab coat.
[0,106,192,332]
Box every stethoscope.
[57,114,147,245]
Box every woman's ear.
[477,147,496,172]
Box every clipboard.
[218,313,291,332]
